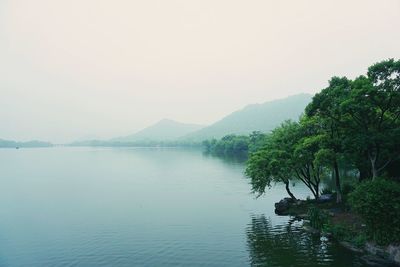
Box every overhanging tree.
[246,120,324,200]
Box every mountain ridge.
[69,93,313,145]
[181,93,312,141]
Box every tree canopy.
[245,58,400,201]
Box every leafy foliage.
[246,120,325,200]
[245,122,299,199]
[349,179,400,245]
[203,131,268,157]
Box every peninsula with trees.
[208,59,400,265]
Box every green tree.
[246,120,324,200]
[245,121,300,199]
[341,59,400,179]
[305,77,351,203]
[248,131,268,152]
[292,118,324,200]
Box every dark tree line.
[202,131,267,156]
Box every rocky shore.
[274,196,400,266]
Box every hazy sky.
[1,0,399,143]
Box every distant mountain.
[0,139,53,148]
[182,94,312,141]
[70,94,312,146]
[111,119,205,142]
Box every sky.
[1,0,400,143]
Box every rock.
[274,198,294,215]
[365,242,387,259]
[386,245,400,265]
[323,232,333,239]
[294,214,308,220]
[364,242,400,266]
[303,225,320,234]
[318,194,333,203]
[360,255,394,267]
[295,200,306,206]
[339,241,364,253]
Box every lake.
[0,147,374,266]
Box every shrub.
[349,178,400,245]
[323,223,367,248]
[308,206,328,230]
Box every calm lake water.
[0,147,375,266]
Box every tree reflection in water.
[246,215,370,267]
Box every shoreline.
[274,198,400,266]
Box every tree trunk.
[310,181,319,200]
[284,181,297,201]
[334,159,342,203]
[315,183,319,200]
[368,147,380,180]
[370,156,378,180]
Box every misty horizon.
[1,0,400,142]
[2,93,311,144]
